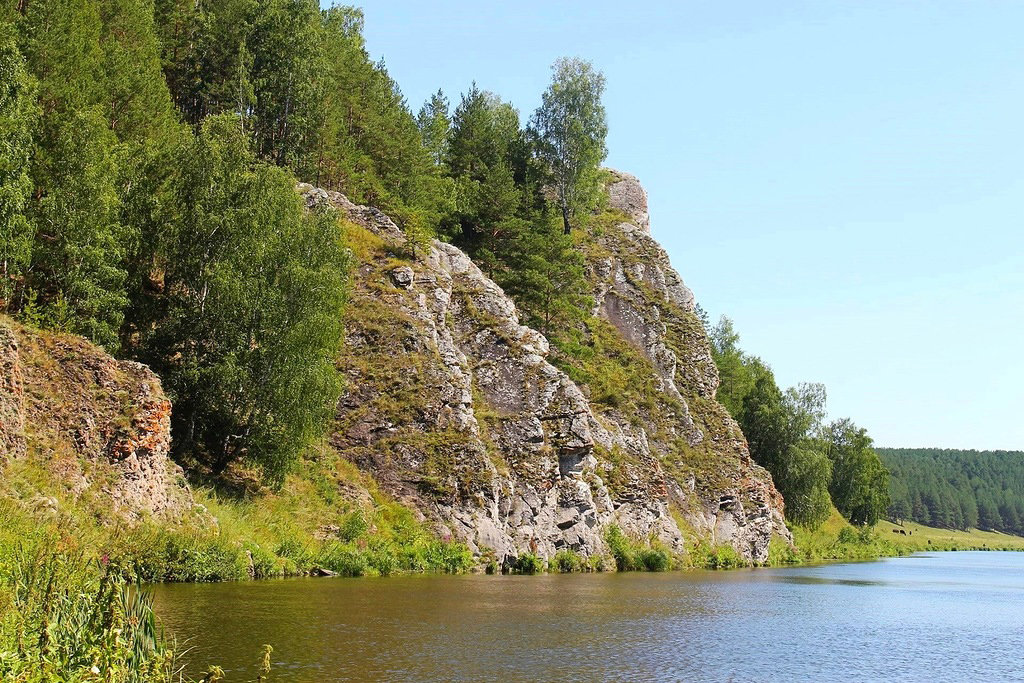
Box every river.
[152,551,1024,682]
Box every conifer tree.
[417,89,451,168]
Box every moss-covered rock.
[303,169,790,566]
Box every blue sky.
[340,1,1023,450]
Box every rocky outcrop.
[0,319,191,519]
[302,172,790,565]
[301,185,616,563]
[0,325,26,459]
[584,169,790,561]
[607,171,650,232]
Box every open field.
[876,520,1024,551]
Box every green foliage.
[690,541,746,570]
[551,549,586,573]
[823,419,890,526]
[784,508,905,564]
[0,24,37,312]
[4,0,178,348]
[510,553,545,574]
[500,217,591,334]
[0,536,175,681]
[530,57,608,234]
[137,116,348,480]
[735,360,833,528]
[879,448,1024,534]
[709,315,884,530]
[417,89,450,166]
[604,525,671,572]
[26,108,127,349]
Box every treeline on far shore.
[879,448,1024,535]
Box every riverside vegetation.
[0,1,1018,680]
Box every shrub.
[317,543,369,577]
[604,525,637,571]
[338,510,369,542]
[637,547,670,571]
[837,526,859,545]
[423,540,474,573]
[552,549,585,572]
[511,552,546,574]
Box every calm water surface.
[153,552,1024,682]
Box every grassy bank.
[875,520,1024,552]
[766,510,1024,567]
[771,510,908,564]
[0,451,475,585]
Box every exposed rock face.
[607,171,650,232]
[0,320,190,519]
[300,170,789,565]
[587,169,790,561]
[301,184,615,562]
[0,325,26,459]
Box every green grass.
[0,446,475,585]
[875,520,1024,552]
[604,525,672,571]
[764,508,1024,566]
[774,509,906,565]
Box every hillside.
[0,171,791,575]
[307,174,789,565]
[879,447,1024,534]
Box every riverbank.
[875,519,1024,551]
[6,490,1023,682]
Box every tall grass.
[604,526,672,571]
[0,537,176,682]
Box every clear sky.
[339,1,1024,450]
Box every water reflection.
[153,552,1024,682]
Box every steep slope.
[569,171,789,559]
[0,319,191,519]
[303,170,790,565]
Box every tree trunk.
[561,202,571,235]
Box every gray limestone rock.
[301,171,790,566]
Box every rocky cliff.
[301,169,790,565]
[0,319,191,520]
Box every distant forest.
[879,448,1024,535]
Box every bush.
[511,553,545,574]
[366,542,398,576]
[837,526,859,545]
[689,540,746,569]
[604,525,672,571]
[767,536,799,565]
[637,547,670,571]
[552,549,585,572]
[317,543,369,577]
[338,510,369,542]
[605,525,637,571]
[422,540,474,573]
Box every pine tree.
[417,89,450,167]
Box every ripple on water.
[152,552,1024,682]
